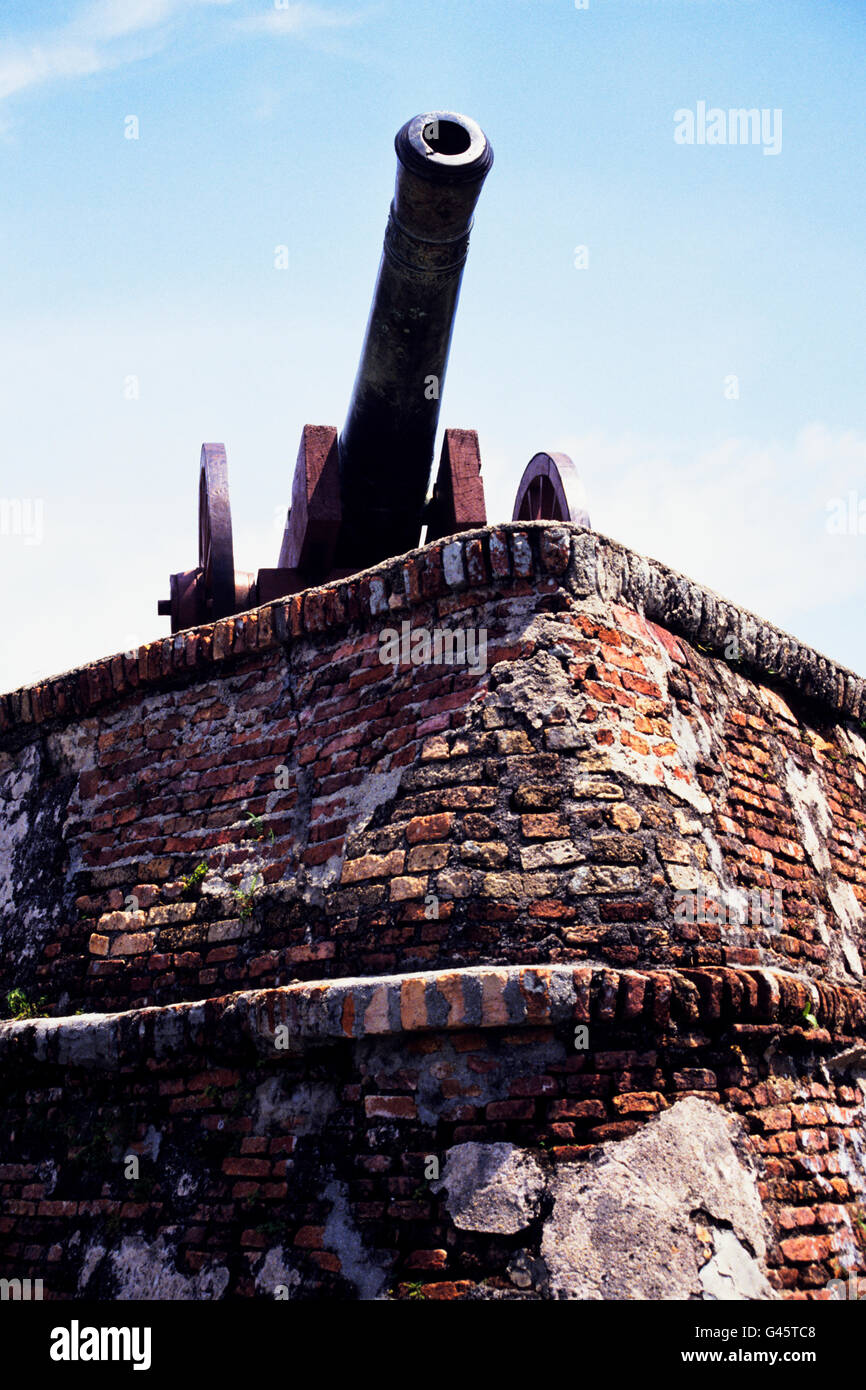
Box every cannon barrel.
[157,112,592,635]
[334,111,493,570]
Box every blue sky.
[0,0,864,690]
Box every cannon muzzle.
[334,111,494,569]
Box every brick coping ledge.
[1,523,863,738]
[0,964,862,1070]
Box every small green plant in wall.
[802,1004,819,1030]
[245,811,275,844]
[6,988,48,1020]
[180,861,208,899]
[234,874,263,920]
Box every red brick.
[780,1236,832,1263]
[309,1251,341,1273]
[364,1096,418,1120]
[406,813,454,844]
[485,1100,535,1120]
[221,1158,271,1178]
[405,1249,447,1271]
[755,1106,792,1132]
[294,1226,325,1247]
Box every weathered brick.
[341,850,405,883]
[364,1096,418,1119]
[406,814,454,844]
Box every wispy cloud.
[0,0,234,107]
[0,1,363,113]
[0,43,104,104]
[555,423,866,631]
[234,4,363,37]
[78,0,234,44]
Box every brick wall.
[1,524,864,1015]
[1,522,865,1299]
[0,966,864,1299]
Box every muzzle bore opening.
[422,118,472,156]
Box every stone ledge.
[0,964,862,1070]
[1,523,862,737]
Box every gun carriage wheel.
[158,444,253,632]
[512,452,591,527]
[198,444,237,623]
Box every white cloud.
[0,42,107,103]
[553,423,866,632]
[0,1,361,112]
[0,0,236,107]
[78,0,234,43]
[235,4,362,36]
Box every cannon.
[159,111,590,633]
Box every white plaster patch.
[254,1076,337,1137]
[658,705,714,813]
[47,723,94,778]
[828,1092,866,1275]
[174,1170,198,1198]
[311,768,405,888]
[594,629,715,814]
[256,1246,301,1298]
[0,744,39,915]
[322,1179,390,1300]
[111,1235,229,1300]
[140,1126,161,1161]
[36,1158,58,1195]
[785,756,863,978]
[77,1239,106,1293]
[837,725,866,789]
[699,1228,771,1301]
[755,685,797,726]
[784,757,831,872]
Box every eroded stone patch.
[432,1141,546,1234]
[541,1097,776,1300]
